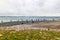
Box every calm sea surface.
[0,16,60,23]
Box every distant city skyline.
[0,0,60,16]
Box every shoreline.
[0,20,60,26]
[0,21,60,31]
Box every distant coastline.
[0,16,60,23]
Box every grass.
[0,29,60,40]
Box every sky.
[0,0,60,16]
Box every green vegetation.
[0,29,60,40]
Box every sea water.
[0,16,60,23]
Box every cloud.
[0,0,60,16]
[42,0,60,14]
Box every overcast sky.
[0,0,60,16]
